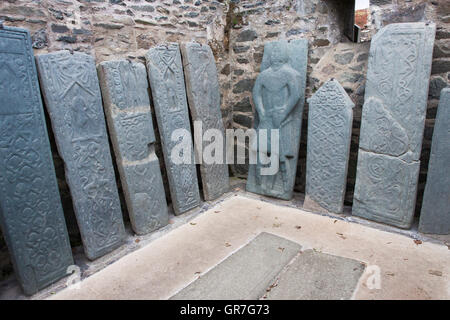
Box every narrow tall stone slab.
[353,22,436,228]
[36,51,126,260]
[246,39,308,200]
[0,26,73,295]
[145,43,200,214]
[304,79,354,214]
[180,42,229,201]
[171,232,302,300]
[98,60,169,235]
[419,88,450,234]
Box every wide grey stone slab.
[36,50,126,260]
[246,39,308,200]
[353,22,435,228]
[0,26,73,295]
[171,232,302,300]
[98,60,169,235]
[145,43,200,215]
[180,42,229,201]
[304,79,354,214]
[419,88,450,234]
[264,250,365,300]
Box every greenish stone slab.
[264,250,365,300]
[145,43,200,214]
[0,26,73,295]
[36,50,126,260]
[98,60,169,235]
[181,42,229,201]
[305,79,354,214]
[171,232,302,300]
[353,22,436,228]
[246,39,308,200]
[419,88,450,234]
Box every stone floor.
[1,182,449,300]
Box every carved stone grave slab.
[353,22,436,228]
[304,79,354,214]
[246,39,308,200]
[180,42,229,201]
[419,88,450,234]
[0,26,73,295]
[98,60,169,235]
[36,50,126,260]
[145,43,200,215]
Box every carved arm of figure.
[278,72,301,127]
[252,75,265,126]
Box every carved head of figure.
[270,42,288,67]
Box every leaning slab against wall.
[36,50,126,260]
[145,43,200,215]
[353,22,436,228]
[304,79,354,214]
[0,26,73,295]
[181,42,229,201]
[419,88,450,235]
[98,60,169,235]
[246,39,308,200]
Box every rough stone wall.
[0,0,449,284]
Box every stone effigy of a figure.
[246,39,308,200]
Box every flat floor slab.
[48,195,450,300]
[171,232,301,300]
[264,250,365,300]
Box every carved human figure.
[252,43,301,193]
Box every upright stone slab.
[246,39,308,200]
[304,79,354,214]
[419,88,450,234]
[98,60,169,235]
[145,43,200,214]
[36,51,126,260]
[0,26,73,295]
[353,22,436,228]
[180,42,229,201]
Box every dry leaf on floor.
[428,270,442,277]
[190,222,197,226]
[336,232,346,239]
[225,242,231,247]
[414,239,422,245]
[295,225,302,230]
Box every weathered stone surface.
[246,39,308,200]
[419,88,450,234]
[264,250,365,300]
[180,42,229,201]
[171,232,302,300]
[0,26,73,295]
[353,23,436,228]
[98,60,169,235]
[36,50,126,260]
[304,79,354,214]
[145,43,200,214]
